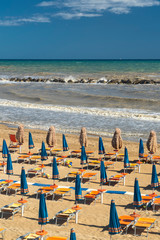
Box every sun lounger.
[35,185,58,199]
[104,152,124,161]
[108,173,127,186]
[132,217,156,237]
[0,162,6,173]
[27,167,45,177]
[0,228,6,240]
[152,197,160,212]
[66,169,86,181]
[28,156,41,164]
[141,196,153,210]
[50,149,63,156]
[0,180,13,193]
[52,188,71,201]
[16,232,46,240]
[45,237,68,240]
[5,183,21,195]
[124,163,141,173]
[81,172,97,183]
[51,157,65,165]
[0,202,23,220]
[9,134,21,153]
[84,190,101,204]
[70,150,94,158]
[16,155,30,163]
[87,160,114,170]
[119,215,136,234]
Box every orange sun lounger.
[152,197,160,212]
[108,174,127,186]
[132,217,156,237]
[70,150,94,158]
[45,237,68,240]
[81,172,97,183]
[0,228,6,240]
[84,190,101,204]
[66,169,86,181]
[119,215,136,234]
[0,202,23,220]
[35,185,58,199]
[5,183,21,195]
[16,232,47,240]
[27,167,45,177]
[87,160,114,170]
[52,188,72,201]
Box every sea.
[0,59,160,142]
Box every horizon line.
[0,58,160,61]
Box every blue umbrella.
[81,145,87,166]
[41,141,48,161]
[139,138,144,158]
[21,167,29,195]
[124,147,130,169]
[151,163,159,189]
[29,132,34,150]
[63,134,69,151]
[6,153,13,175]
[75,174,82,203]
[99,137,105,154]
[133,178,143,208]
[100,160,107,185]
[38,193,48,226]
[109,200,122,236]
[2,139,8,158]
[52,157,59,180]
[70,228,76,240]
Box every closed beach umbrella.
[52,157,59,181]
[46,126,56,148]
[81,145,87,167]
[21,166,29,195]
[70,228,76,240]
[100,160,107,185]
[112,128,122,150]
[75,174,82,203]
[41,141,48,161]
[6,153,13,175]
[133,178,143,208]
[109,200,122,237]
[38,193,48,226]
[63,134,69,151]
[139,138,144,158]
[2,139,8,158]
[124,147,130,169]
[29,132,34,150]
[146,130,157,154]
[16,124,24,145]
[151,163,159,189]
[99,137,105,154]
[79,127,88,147]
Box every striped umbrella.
[100,160,107,185]
[21,166,29,195]
[52,157,59,183]
[99,137,105,154]
[151,163,159,189]
[139,138,144,159]
[38,193,48,227]
[2,139,8,159]
[133,178,143,208]
[124,147,130,170]
[41,141,48,161]
[29,132,34,150]
[75,174,82,203]
[70,228,76,240]
[109,200,122,238]
[6,153,13,176]
[63,134,69,151]
[81,145,87,167]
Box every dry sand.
[0,123,159,240]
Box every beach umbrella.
[63,134,69,151]
[38,193,48,231]
[46,126,56,148]
[133,178,143,209]
[2,139,8,159]
[41,141,48,161]
[124,147,130,171]
[146,130,157,155]
[139,138,144,159]
[6,153,13,182]
[109,200,122,238]
[28,132,34,152]
[70,228,76,240]
[151,163,159,189]
[79,127,88,147]
[81,145,87,168]
[75,173,82,203]
[99,137,105,154]
[52,157,59,183]
[21,166,29,195]
[112,128,122,150]
[100,160,107,185]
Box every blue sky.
[0,0,160,59]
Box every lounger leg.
[75,211,78,224]
[101,192,103,204]
[21,205,24,217]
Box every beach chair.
[0,180,12,193]
[16,155,30,163]
[66,169,86,182]
[28,156,41,164]
[108,173,127,186]
[104,152,124,161]
[50,149,63,156]
[5,183,21,195]
[70,150,94,158]
[0,162,6,173]
[0,228,6,240]
[152,197,160,212]
[9,134,20,153]
[27,166,45,177]
[84,190,101,204]
[45,237,68,240]
[52,188,72,201]
[81,172,98,183]
[51,157,65,166]
[35,186,58,199]
[124,163,141,173]
[119,215,136,234]
[141,196,153,210]
[0,202,23,220]
[16,232,46,240]
[132,217,156,237]
[87,159,114,170]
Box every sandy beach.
[0,123,160,240]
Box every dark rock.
[121,79,132,84]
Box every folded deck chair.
[35,186,58,199]
[81,172,97,183]
[27,167,45,177]
[52,188,71,201]
[6,183,21,195]
[84,190,101,204]
[0,202,23,220]
[66,169,86,181]
[87,160,114,170]
[53,206,80,225]
[132,217,156,237]
[119,215,136,234]
[16,232,46,240]
[45,237,68,240]
[9,134,20,153]
[108,174,127,186]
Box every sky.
[0,0,160,59]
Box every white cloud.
[37,1,58,7]
[0,16,51,26]
[55,12,102,19]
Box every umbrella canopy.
[16,125,24,145]
[52,157,59,179]
[21,167,29,195]
[100,160,107,184]
[38,193,48,225]
[81,145,87,165]
[41,141,48,161]
[151,164,159,188]
[111,128,122,150]
[133,178,143,208]
[29,132,34,150]
[63,134,69,151]
[146,130,157,154]
[124,147,130,168]
[70,228,76,240]
[109,200,122,235]
[79,127,88,147]
[139,138,144,158]
[46,126,56,147]
[2,139,8,158]
[6,153,13,175]
[99,137,105,154]
[75,174,82,201]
